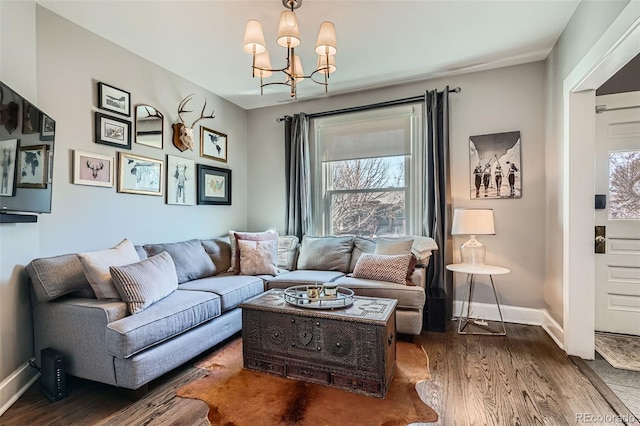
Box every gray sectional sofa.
[25,233,435,391]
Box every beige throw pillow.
[110,251,178,315]
[352,253,412,285]
[228,229,276,272]
[77,238,140,300]
[237,239,278,275]
[375,238,414,255]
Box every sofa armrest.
[410,265,427,288]
[33,298,128,386]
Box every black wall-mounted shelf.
[0,213,38,223]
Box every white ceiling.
[37,0,581,110]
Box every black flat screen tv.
[0,81,55,220]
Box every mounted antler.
[173,94,216,152]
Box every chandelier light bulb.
[243,20,266,55]
[315,21,337,56]
[316,54,336,75]
[253,51,273,78]
[277,10,301,48]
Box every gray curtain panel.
[284,113,312,240]
[424,87,454,326]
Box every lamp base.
[460,236,486,264]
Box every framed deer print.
[166,154,195,205]
[98,82,131,117]
[95,112,131,149]
[118,152,163,196]
[197,164,231,205]
[73,150,114,187]
[200,127,227,163]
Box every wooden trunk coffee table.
[240,288,398,398]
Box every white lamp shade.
[253,51,273,78]
[276,10,301,48]
[287,55,305,81]
[451,209,495,235]
[243,20,266,54]
[315,21,337,56]
[316,54,336,75]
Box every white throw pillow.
[77,238,140,299]
[109,251,178,314]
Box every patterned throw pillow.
[109,251,178,314]
[237,239,278,275]
[352,253,413,285]
[228,229,277,272]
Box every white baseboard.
[0,359,40,417]
[453,301,565,349]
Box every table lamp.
[451,208,495,264]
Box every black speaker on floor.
[426,288,446,332]
[40,348,67,402]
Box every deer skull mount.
[173,95,215,152]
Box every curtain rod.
[276,86,461,122]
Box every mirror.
[135,104,163,149]
[1,80,55,219]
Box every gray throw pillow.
[143,239,215,284]
[297,236,354,272]
[349,237,376,272]
[375,237,414,255]
[110,251,178,314]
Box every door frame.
[563,7,640,358]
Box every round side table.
[446,263,510,336]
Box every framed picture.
[469,131,521,199]
[118,152,163,196]
[166,154,195,205]
[197,164,231,205]
[95,112,131,149]
[200,127,227,163]
[17,144,48,189]
[98,82,131,117]
[73,150,114,188]
[40,115,55,141]
[0,139,19,196]
[22,100,41,135]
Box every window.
[311,103,423,237]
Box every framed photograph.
[118,152,163,196]
[469,131,521,199]
[17,144,48,189]
[98,82,131,117]
[166,155,195,205]
[40,115,55,141]
[0,139,19,196]
[197,164,231,205]
[73,150,114,188]
[95,112,131,149]
[200,127,227,163]
[22,100,41,135]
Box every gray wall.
[247,61,547,310]
[0,3,249,406]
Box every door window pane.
[609,150,640,219]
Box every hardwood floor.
[1,323,629,425]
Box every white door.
[595,91,640,335]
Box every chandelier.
[242,0,337,99]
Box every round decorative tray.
[283,285,355,310]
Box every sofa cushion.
[277,235,299,270]
[348,237,376,272]
[237,239,278,275]
[233,231,278,273]
[375,237,414,255]
[266,270,345,289]
[333,276,426,308]
[179,275,264,312]
[200,237,232,273]
[26,254,96,303]
[110,252,179,314]
[77,239,141,300]
[105,289,221,358]
[352,253,412,285]
[227,229,277,272]
[143,239,215,284]
[296,236,354,273]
